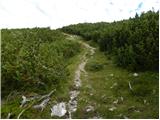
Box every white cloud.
[0,0,159,29]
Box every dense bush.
[61,10,159,71]
[1,28,80,97]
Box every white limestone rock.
[51,102,67,117]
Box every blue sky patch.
[136,2,143,11]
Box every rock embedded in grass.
[133,73,138,77]
[51,102,67,117]
[143,99,147,104]
[89,93,93,96]
[69,91,80,100]
[113,99,118,104]
[20,96,28,107]
[108,106,117,111]
[110,74,114,77]
[68,99,78,112]
[85,105,94,112]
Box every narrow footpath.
[67,36,96,118]
[50,34,96,118]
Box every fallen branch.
[18,89,56,118]
[17,100,35,119]
[6,91,15,103]
[20,89,56,107]
[39,89,55,101]
[128,81,133,91]
[33,98,50,111]
[7,112,12,119]
[17,109,25,119]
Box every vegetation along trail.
[28,34,96,118]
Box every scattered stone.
[20,96,27,107]
[128,106,136,111]
[123,115,129,119]
[113,99,119,104]
[74,79,81,88]
[128,106,140,113]
[110,83,118,89]
[70,91,80,100]
[42,65,47,69]
[108,106,117,111]
[143,99,147,104]
[86,105,94,112]
[90,93,93,96]
[101,95,112,100]
[20,96,30,107]
[51,102,67,117]
[68,100,78,112]
[120,96,124,102]
[133,73,138,77]
[110,74,114,77]
[143,99,149,105]
[135,110,140,113]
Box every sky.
[0,0,159,29]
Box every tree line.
[61,10,159,71]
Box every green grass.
[73,44,159,119]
